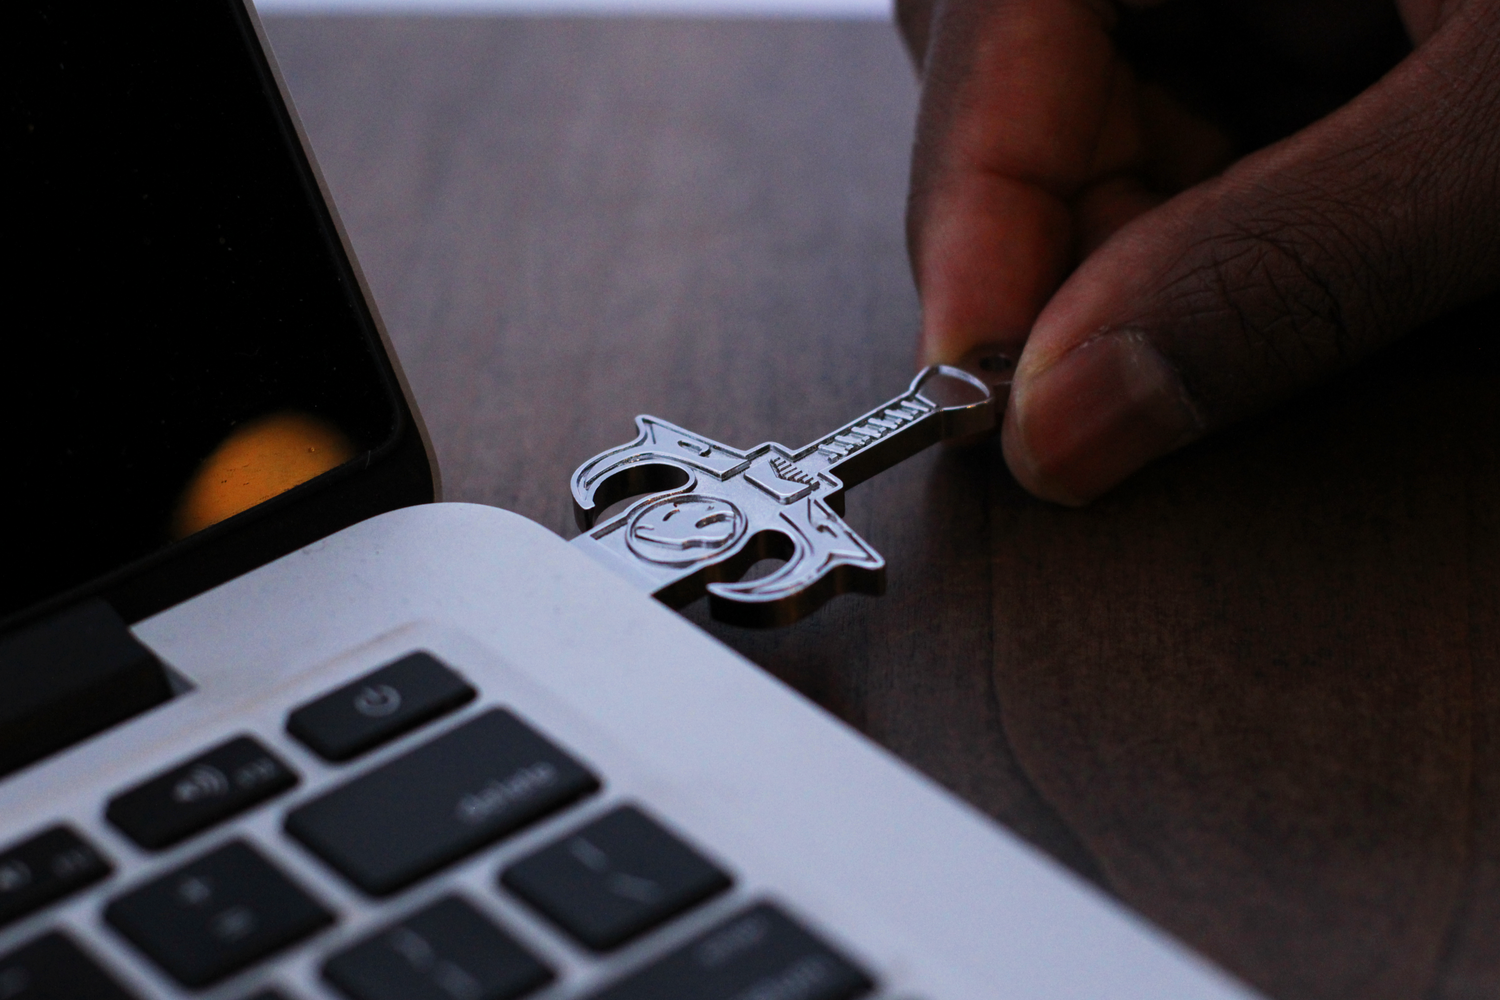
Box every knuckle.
[1155,206,1385,416]
[1136,7,1500,422]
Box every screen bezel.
[0,1,439,635]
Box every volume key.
[0,826,112,929]
[106,735,298,850]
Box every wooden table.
[263,16,1500,998]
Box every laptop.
[0,3,1260,998]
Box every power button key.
[286,652,475,763]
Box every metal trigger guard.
[567,365,997,626]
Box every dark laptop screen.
[2,2,431,629]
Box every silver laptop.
[0,3,1260,998]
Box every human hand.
[899,0,1500,504]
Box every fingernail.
[1005,331,1200,504]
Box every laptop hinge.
[0,599,175,781]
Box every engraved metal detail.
[626,495,747,566]
[568,365,996,627]
[770,456,815,486]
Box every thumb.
[1004,0,1500,505]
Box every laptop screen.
[3,1,433,630]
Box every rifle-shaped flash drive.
[569,366,998,627]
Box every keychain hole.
[956,345,1017,391]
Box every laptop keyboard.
[500,805,732,952]
[0,649,878,1000]
[104,841,335,988]
[107,738,300,851]
[322,895,552,1000]
[286,710,600,897]
[1,932,143,1000]
[284,653,476,764]
[0,827,112,928]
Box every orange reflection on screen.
[171,411,354,539]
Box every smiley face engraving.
[626,495,746,565]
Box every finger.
[907,0,1140,364]
[894,0,935,68]
[1003,0,1500,504]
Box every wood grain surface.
[263,16,1500,998]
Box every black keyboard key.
[286,709,599,896]
[585,903,873,1000]
[287,652,476,763]
[106,736,298,850]
[502,806,730,951]
[240,992,294,1000]
[323,895,552,1000]
[104,840,333,987]
[0,826,112,930]
[0,932,140,1000]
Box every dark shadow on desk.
[988,300,1500,1000]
